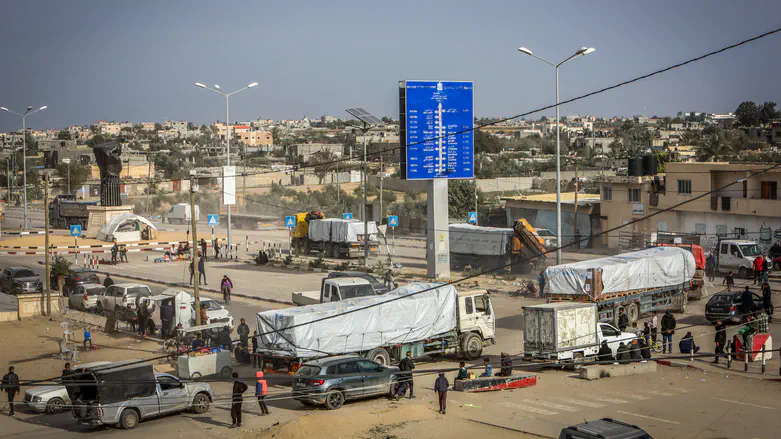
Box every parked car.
[327,271,389,294]
[535,228,558,249]
[192,298,234,329]
[705,290,763,324]
[51,268,100,295]
[559,418,652,439]
[97,283,152,317]
[292,355,400,410]
[0,266,43,295]
[68,284,106,311]
[23,361,111,414]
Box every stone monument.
[87,140,134,235]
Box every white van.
[167,203,199,224]
[717,239,762,278]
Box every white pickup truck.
[292,277,377,306]
[523,303,638,362]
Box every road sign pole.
[427,179,450,279]
[190,176,201,325]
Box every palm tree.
[696,133,733,162]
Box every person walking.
[434,372,449,414]
[237,318,250,349]
[255,371,270,415]
[221,275,233,304]
[723,271,735,292]
[230,372,248,428]
[198,258,207,285]
[213,240,220,259]
[111,241,119,265]
[740,286,755,317]
[394,351,415,400]
[2,366,20,416]
[713,320,727,364]
[160,300,174,339]
[705,254,716,282]
[753,255,764,286]
[200,239,208,262]
[119,246,128,263]
[618,308,629,332]
[762,282,773,323]
[661,310,676,354]
[537,270,546,297]
[189,261,195,285]
[650,312,658,344]
[103,273,113,288]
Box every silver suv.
[292,355,400,410]
[96,283,152,317]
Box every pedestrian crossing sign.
[468,211,477,224]
[70,224,82,237]
[387,215,399,227]
[343,213,353,220]
[207,214,219,226]
[285,216,297,228]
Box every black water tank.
[627,157,643,176]
[642,154,658,176]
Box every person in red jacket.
[255,371,270,415]
[753,255,765,285]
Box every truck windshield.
[739,244,761,257]
[339,285,375,299]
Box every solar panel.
[346,107,383,125]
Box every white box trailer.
[305,218,379,258]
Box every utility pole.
[379,156,383,219]
[43,174,51,316]
[190,174,201,325]
[362,132,368,269]
[6,159,10,207]
[474,178,479,226]
[144,154,152,214]
[573,157,580,249]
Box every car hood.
[15,276,41,283]
[26,385,66,398]
[206,309,231,320]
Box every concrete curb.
[655,359,706,371]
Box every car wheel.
[191,393,210,414]
[46,397,65,414]
[191,372,202,379]
[388,380,401,397]
[366,348,390,366]
[461,333,483,360]
[324,390,345,410]
[119,408,140,429]
[96,302,104,316]
[220,366,232,379]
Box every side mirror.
[221,305,225,310]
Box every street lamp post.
[193,82,257,258]
[1,105,47,229]
[517,46,594,264]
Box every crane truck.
[449,218,547,274]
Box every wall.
[477,177,534,193]
[16,292,62,319]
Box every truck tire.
[325,243,333,258]
[191,393,210,414]
[303,240,310,255]
[331,244,340,259]
[461,333,483,360]
[626,303,640,324]
[738,267,748,279]
[119,408,140,429]
[324,390,345,410]
[366,348,390,366]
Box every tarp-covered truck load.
[309,219,378,243]
[257,283,458,358]
[449,224,512,256]
[449,220,546,274]
[545,247,696,300]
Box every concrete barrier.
[16,292,62,319]
[579,361,658,380]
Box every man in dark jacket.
[219,326,232,349]
[597,341,613,362]
[160,300,174,339]
[714,320,727,363]
[200,238,208,262]
[103,274,113,288]
[500,352,513,377]
[629,339,642,361]
[198,258,207,285]
[616,343,631,364]
[618,308,629,332]
[394,351,415,400]
[741,286,755,319]
[679,332,700,354]
[434,372,449,414]
[762,283,773,323]
[2,366,20,416]
[661,310,676,354]
[230,372,248,428]
[639,337,651,359]
[237,318,250,349]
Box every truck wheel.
[191,393,210,414]
[626,303,640,324]
[738,267,748,279]
[573,353,586,365]
[46,397,65,414]
[220,366,233,379]
[324,390,345,410]
[119,408,140,429]
[461,333,483,360]
[325,243,333,258]
[303,240,310,254]
[366,348,390,366]
[332,244,340,259]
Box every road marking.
[583,395,628,404]
[713,398,776,410]
[648,390,674,397]
[503,402,558,416]
[552,397,605,408]
[604,391,650,401]
[617,411,680,425]
[522,399,579,412]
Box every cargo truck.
[48,195,96,229]
[449,218,547,274]
[257,283,496,370]
[291,211,379,258]
[544,247,694,327]
[655,242,706,299]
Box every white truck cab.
[167,203,199,224]
[717,239,763,278]
[292,277,376,306]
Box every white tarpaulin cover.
[449,224,512,256]
[545,247,696,299]
[308,219,378,243]
[256,283,457,358]
[96,213,158,242]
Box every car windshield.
[201,300,221,311]
[295,365,321,377]
[740,244,761,257]
[536,229,554,237]
[339,284,376,299]
[84,286,106,296]
[709,295,733,304]
[127,287,150,296]
[14,269,36,278]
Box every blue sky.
[1,0,780,131]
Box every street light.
[193,81,257,258]
[517,46,595,264]
[1,105,48,229]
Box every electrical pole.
[362,129,369,269]
[67,163,70,195]
[379,156,383,220]
[144,154,152,214]
[6,159,10,207]
[573,157,580,249]
[474,178,479,226]
[190,175,201,325]
[43,174,51,316]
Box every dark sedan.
[51,268,100,295]
[0,267,43,295]
[705,291,763,324]
[292,355,400,410]
[328,271,389,294]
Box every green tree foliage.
[696,130,736,162]
[54,163,90,191]
[474,130,505,154]
[735,101,761,127]
[447,179,485,221]
[309,150,337,184]
[57,130,72,141]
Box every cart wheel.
[220,366,232,379]
[191,372,202,379]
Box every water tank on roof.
[642,154,658,176]
[627,157,643,176]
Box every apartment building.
[234,130,273,146]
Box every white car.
[23,361,111,414]
[97,283,152,316]
[194,298,234,329]
[68,284,106,311]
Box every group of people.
[110,241,128,265]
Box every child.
[255,371,270,415]
[723,271,735,292]
[83,327,93,350]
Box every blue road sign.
[387,215,399,227]
[467,211,477,224]
[343,213,353,220]
[285,216,297,228]
[400,80,474,180]
[70,224,82,237]
[207,214,219,226]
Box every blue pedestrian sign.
[467,212,477,224]
[400,80,474,180]
[343,213,353,220]
[387,215,399,227]
[207,214,219,226]
[285,216,297,228]
[70,224,82,237]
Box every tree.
[621,127,652,156]
[54,163,90,192]
[309,149,337,184]
[696,131,734,162]
[447,180,485,221]
[759,101,778,124]
[57,130,72,141]
[475,130,504,154]
[735,101,760,127]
